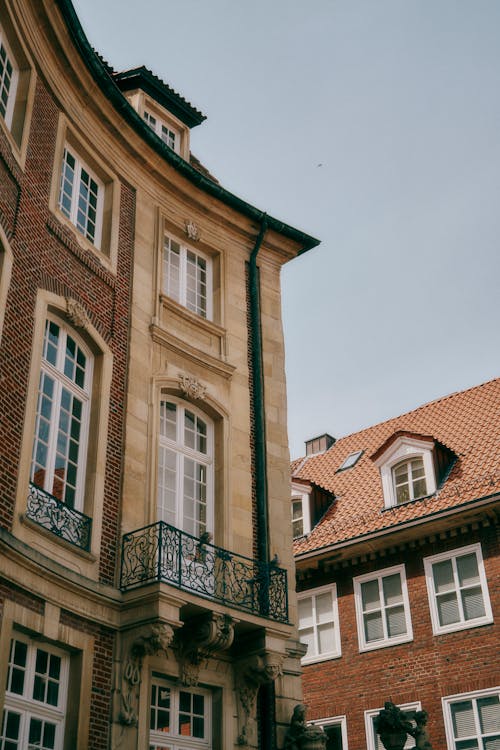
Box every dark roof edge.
[294,490,500,561]
[55,0,320,254]
[113,67,206,129]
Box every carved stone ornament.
[65,297,90,329]
[184,219,201,241]
[283,704,328,750]
[178,373,207,401]
[235,651,284,746]
[176,613,234,686]
[119,622,175,727]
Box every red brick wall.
[0,76,134,584]
[300,525,499,750]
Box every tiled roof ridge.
[292,377,499,464]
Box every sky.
[72,0,500,458]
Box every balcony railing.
[26,483,92,551]
[120,521,289,623]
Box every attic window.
[143,109,179,153]
[337,450,363,472]
[373,436,437,509]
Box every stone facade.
[0,2,318,748]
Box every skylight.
[337,450,363,472]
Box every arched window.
[30,318,92,510]
[158,399,213,537]
[392,457,427,504]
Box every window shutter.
[451,701,476,739]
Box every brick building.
[0,1,319,748]
[292,379,499,750]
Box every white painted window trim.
[144,108,180,153]
[0,26,19,130]
[158,396,214,536]
[374,437,436,509]
[163,234,213,321]
[365,702,421,750]
[30,316,93,512]
[310,715,348,750]
[291,482,312,539]
[2,634,69,749]
[58,145,104,249]
[298,583,341,664]
[149,676,212,749]
[353,564,413,652]
[424,543,493,635]
[442,687,500,750]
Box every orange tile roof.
[293,378,500,556]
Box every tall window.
[0,26,17,130]
[149,677,211,750]
[143,110,179,152]
[298,585,341,663]
[0,636,68,750]
[58,147,103,247]
[424,544,493,635]
[158,399,213,537]
[163,235,212,320]
[354,565,413,651]
[392,457,427,504]
[30,318,92,509]
[443,689,500,750]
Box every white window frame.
[442,687,500,750]
[424,543,493,635]
[354,564,413,652]
[0,25,18,130]
[291,482,312,539]
[158,397,214,538]
[310,715,348,750]
[143,108,180,153]
[1,634,69,750]
[298,584,341,664]
[58,145,104,249]
[30,316,93,511]
[365,702,421,750]
[163,235,213,320]
[374,437,436,509]
[149,675,211,750]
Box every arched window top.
[42,317,92,394]
[392,456,427,504]
[159,397,213,460]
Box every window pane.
[412,477,427,499]
[298,598,313,629]
[452,701,476,739]
[361,580,380,611]
[457,554,480,587]
[317,623,335,653]
[386,605,407,636]
[478,696,500,735]
[461,587,486,621]
[1,709,21,745]
[433,560,455,593]
[316,592,333,623]
[325,723,343,750]
[382,574,402,606]
[364,611,384,642]
[437,592,460,626]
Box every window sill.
[381,492,435,511]
[430,616,494,637]
[301,652,342,665]
[358,633,413,653]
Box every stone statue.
[374,702,413,750]
[283,705,327,750]
[409,710,432,750]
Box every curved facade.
[0,2,318,748]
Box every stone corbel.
[119,622,175,727]
[178,372,207,401]
[176,612,234,686]
[65,297,90,329]
[235,651,284,746]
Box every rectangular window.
[0,28,17,130]
[163,235,212,320]
[144,109,179,152]
[354,565,413,651]
[443,689,500,750]
[0,636,68,750]
[311,717,347,750]
[298,585,341,663]
[149,677,211,749]
[365,703,420,750]
[58,146,104,248]
[424,543,493,635]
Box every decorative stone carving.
[65,297,90,329]
[235,651,284,746]
[178,373,207,401]
[374,702,424,750]
[184,219,201,241]
[119,622,174,727]
[176,612,234,686]
[283,705,327,750]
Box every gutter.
[55,0,320,255]
[295,490,500,563]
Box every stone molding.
[235,650,284,746]
[178,372,207,401]
[176,612,234,686]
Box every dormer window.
[393,457,427,504]
[143,109,179,153]
[291,486,311,539]
[373,435,437,509]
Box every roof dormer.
[113,66,206,161]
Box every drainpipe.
[248,215,269,566]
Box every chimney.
[305,433,335,456]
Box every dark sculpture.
[374,702,433,750]
[409,710,432,750]
[283,705,327,750]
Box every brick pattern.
[0,75,134,584]
[301,526,500,750]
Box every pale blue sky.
[73,0,500,458]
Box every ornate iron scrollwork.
[26,483,92,551]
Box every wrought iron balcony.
[120,521,289,623]
[26,483,92,551]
